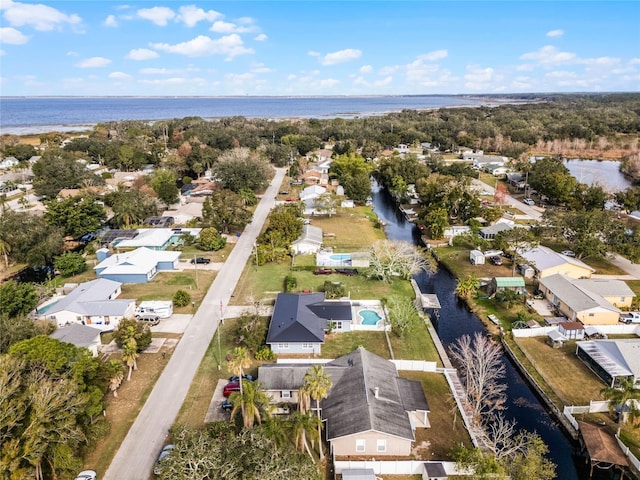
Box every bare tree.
[449,332,507,423]
[365,240,436,283]
[474,413,530,460]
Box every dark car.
[153,444,174,475]
[223,382,240,397]
[489,256,503,266]
[335,268,358,276]
[190,257,211,264]
[221,399,233,412]
[229,374,255,382]
[313,268,333,275]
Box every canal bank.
[370,180,584,479]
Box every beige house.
[258,347,430,457]
[539,274,624,325]
[519,246,595,279]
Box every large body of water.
[0,95,484,135]
[369,181,609,480]
[563,158,632,192]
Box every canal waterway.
[370,180,588,480]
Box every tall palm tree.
[601,378,640,435]
[0,238,11,269]
[298,384,311,414]
[303,365,332,461]
[228,347,251,418]
[122,337,138,381]
[229,380,270,429]
[288,411,320,460]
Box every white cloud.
[126,48,159,61]
[420,49,448,61]
[225,72,256,84]
[104,14,117,27]
[139,77,189,86]
[320,49,362,66]
[516,63,535,71]
[373,76,393,87]
[308,51,321,57]
[150,34,253,59]
[379,65,399,75]
[137,6,175,26]
[177,5,221,27]
[520,45,576,66]
[0,26,28,44]
[359,65,373,74]
[630,58,640,65]
[254,33,267,42]
[139,67,183,75]
[582,56,620,68]
[0,49,5,56]
[66,51,78,56]
[251,63,273,74]
[546,29,564,37]
[108,71,131,79]
[76,57,111,68]
[210,20,255,34]
[2,0,82,31]
[315,78,340,88]
[464,65,504,91]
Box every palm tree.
[303,364,332,461]
[456,274,480,299]
[298,384,311,414]
[0,238,11,269]
[122,337,139,381]
[229,380,270,429]
[601,378,640,435]
[288,411,320,460]
[228,347,251,419]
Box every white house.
[50,324,103,356]
[37,278,135,330]
[94,247,181,283]
[300,185,327,202]
[0,157,19,169]
[291,225,323,254]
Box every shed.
[559,321,585,340]
[470,250,485,265]
[291,225,323,254]
[50,324,102,356]
[488,276,525,295]
[547,329,567,348]
[342,469,377,480]
[518,263,535,278]
[423,462,448,480]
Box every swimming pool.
[36,299,60,314]
[359,309,382,326]
[330,254,351,261]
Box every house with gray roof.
[50,324,102,356]
[36,278,135,330]
[291,225,324,254]
[258,347,430,457]
[479,222,513,240]
[266,293,352,354]
[518,245,595,279]
[576,339,640,388]
[539,274,623,325]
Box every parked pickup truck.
[620,312,640,324]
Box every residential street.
[103,167,286,480]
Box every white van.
[135,301,173,319]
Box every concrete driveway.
[151,314,193,334]
[103,167,287,480]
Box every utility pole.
[217,301,222,371]
[193,254,199,289]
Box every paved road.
[472,178,543,220]
[103,167,286,480]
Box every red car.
[313,268,333,275]
[223,382,240,397]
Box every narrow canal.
[370,180,587,480]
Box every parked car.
[75,471,97,480]
[136,314,160,326]
[561,250,576,257]
[223,382,240,397]
[221,399,233,412]
[229,374,255,382]
[489,256,503,266]
[335,268,358,276]
[153,445,174,475]
[191,257,211,264]
[523,198,535,206]
[620,312,640,324]
[313,268,333,275]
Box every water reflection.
[563,159,632,192]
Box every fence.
[391,359,438,372]
[512,324,640,338]
[334,460,462,476]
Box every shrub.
[255,345,275,361]
[323,280,346,299]
[173,289,191,307]
[284,274,297,293]
[113,318,152,352]
[234,313,268,352]
[54,252,87,277]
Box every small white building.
[470,250,485,265]
[292,225,323,254]
[135,300,173,318]
[50,324,103,356]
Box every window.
[277,343,289,349]
[376,439,387,452]
[588,313,595,317]
[355,439,365,452]
[334,321,343,330]
[620,297,626,303]
[281,391,291,399]
[302,343,313,349]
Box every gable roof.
[44,278,133,316]
[540,274,620,314]
[50,324,102,348]
[572,278,635,298]
[300,185,326,200]
[493,276,525,288]
[480,222,513,236]
[577,339,640,380]
[95,247,180,275]
[322,347,424,441]
[519,246,595,274]
[293,225,323,246]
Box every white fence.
[513,324,640,338]
[391,359,438,372]
[334,460,463,476]
[512,326,556,337]
[351,323,391,332]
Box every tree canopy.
[44,194,106,239]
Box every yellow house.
[520,246,595,279]
[539,274,628,325]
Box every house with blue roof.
[94,247,181,283]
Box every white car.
[561,250,576,257]
[75,471,97,480]
[522,198,535,206]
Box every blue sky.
[0,1,638,96]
